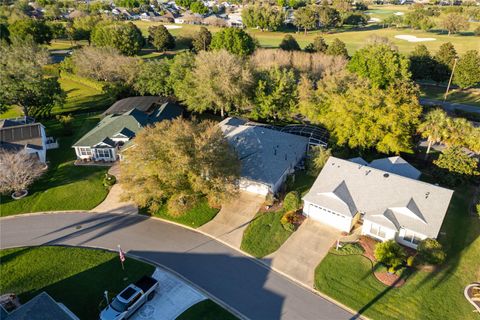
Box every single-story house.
[219,117,309,196]
[0,292,79,320]
[0,117,55,163]
[303,156,453,249]
[73,99,183,162]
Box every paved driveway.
[0,212,354,320]
[265,219,340,287]
[199,192,265,248]
[132,267,206,320]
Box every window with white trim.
[403,230,422,245]
[78,147,92,156]
[370,223,386,238]
[95,148,112,158]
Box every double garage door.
[306,204,352,232]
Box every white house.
[0,117,55,163]
[303,156,454,249]
[73,97,183,162]
[219,117,308,196]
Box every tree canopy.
[121,118,240,214]
[453,50,480,89]
[210,27,256,55]
[175,50,253,117]
[299,72,421,154]
[91,21,144,56]
[0,41,64,117]
[348,44,411,88]
[279,34,301,51]
[192,27,212,52]
[8,18,52,44]
[241,4,283,31]
[148,25,175,52]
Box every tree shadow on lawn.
[19,255,153,319]
[415,184,479,290]
[0,247,33,266]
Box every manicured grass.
[0,105,22,119]
[176,299,238,320]
[0,114,109,216]
[331,242,365,255]
[132,21,479,55]
[289,170,316,197]
[241,211,293,258]
[54,76,112,115]
[144,198,220,228]
[420,84,480,107]
[0,246,155,320]
[314,185,480,320]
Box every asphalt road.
[419,98,480,115]
[0,212,355,320]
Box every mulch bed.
[358,236,407,288]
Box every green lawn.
[241,211,293,258]
[314,184,480,320]
[143,198,220,228]
[0,105,22,119]
[0,246,155,320]
[54,75,113,115]
[176,299,238,320]
[420,84,480,107]
[0,114,109,216]
[133,21,479,55]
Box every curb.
[1,210,364,319]
[146,215,364,319]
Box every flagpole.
[118,245,125,270]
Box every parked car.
[99,276,159,320]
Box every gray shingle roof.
[4,292,76,320]
[72,108,148,147]
[303,157,454,238]
[369,156,422,180]
[219,117,308,188]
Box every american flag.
[118,245,126,262]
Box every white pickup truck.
[99,276,159,320]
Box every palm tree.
[418,109,448,160]
[443,117,472,148]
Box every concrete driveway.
[132,268,206,320]
[265,219,340,287]
[199,192,265,248]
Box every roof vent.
[365,170,371,176]
[383,173,389,178]
[425,192,430,199]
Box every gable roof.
[369,156,422,180]
[219,117,308,188]
[303,157,453,238]
[0,123,44,152]
[72,108,149,148]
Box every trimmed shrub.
[374,240,407,268]
[476,202,480,217]
[283,191,301,212]
[103,174,116,187]
[417,238,446,265]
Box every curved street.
[0,212,354,320]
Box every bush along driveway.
[0,114,109,217]
[314,184,480,320]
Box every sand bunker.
[395,35,436,42]
[164,25,182,29]
[394,12,405,16]
[368,17,381,23]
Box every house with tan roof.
[303,156,454,248]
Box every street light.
[444,57,458,102]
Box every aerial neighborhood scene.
[1,0,480,318]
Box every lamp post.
[444,57,458,102]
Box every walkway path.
[199,192,265,248]
[0,212,354,320]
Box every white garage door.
[306,204,352,232]
[239,179,269,195]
